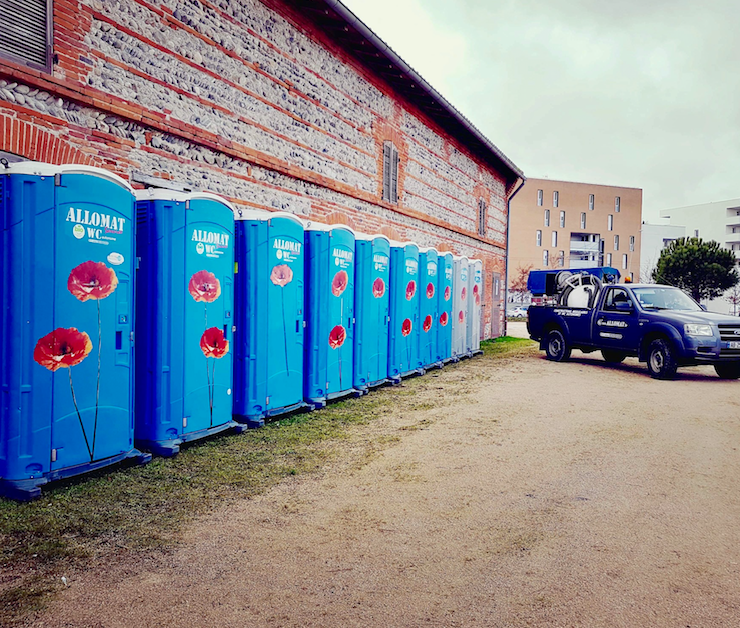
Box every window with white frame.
[615,196,621,212]
[553,191,559,208]
[559,211,565,228]
[614,235,619,250]
[694,229,699,237]
[382,141,399,203]
[589,194,594,210]
[558,250,565,267]
[543,250,549,266]
[537,189,543,206]
[580,212,586,229]
[552,231,557,247]
[536,230,542,246]
[622,254,628,269]
[608,214,613,231]
[629,235,635,252]
[606,252,612,266]
[544,209,550,226]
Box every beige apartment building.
[509,178,643,295]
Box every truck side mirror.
[615,301,633,312]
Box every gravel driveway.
[33,347,740,627]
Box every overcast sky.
[340,0,740,222]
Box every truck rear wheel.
[646,338,677,380]
[545,329,571,362]
[601,349,626,363]
[714,362,740,379]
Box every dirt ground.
[30,347,740,627]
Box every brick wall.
[0,0,517,338]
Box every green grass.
[0,336,532,625]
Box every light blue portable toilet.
[468,259,483,354]
[436,252,454,364]
[134,190,242,456]
[0,162,149,500]
[353,233,391,392]
[418,247,440,368]
[233,210,306,428]
[451,255,469,360]
[387,241,422,382]
[304,222,357,408]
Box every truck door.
[594,287,641,352]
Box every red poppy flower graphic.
[67,261,118,302]
[427,282,435,299]
[401,318,412,337]
[332,270,349,297]
[34,327,92,372]
[444,286,451,301]
[406,280,416,301]
[461,287,467,301]
[459,310,465,323]
[372,277,386,298]
[440,311,449,326]
[473,283,481,306]
[189,270,221,303]
[329,325,347,349]
[475,293,481,306]
[473,284,479,296]
[423,315,433,333]
[200,327,229,358]
[270,264,293,287]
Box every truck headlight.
[684,324,714,336]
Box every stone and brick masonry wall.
[0,0,516,337]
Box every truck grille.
[718,325,740,357]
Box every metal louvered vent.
[0,0,52,71]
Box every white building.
[640,221,686,281]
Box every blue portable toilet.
[134,190,241,456]
[303,222,357,408]
[418,247,440,368]
[436,252,454,363]
[353,233,391,391]
[468,259,483,354]
[451,255,469,360]
[0,162,150,500]
[387,241,422,381]
[233,209,306,427]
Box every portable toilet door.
[451,255,469,360]
[134,190,241,456]
[418,247,440,368]
[303,222,356,408]
[353,234,391,391]
[436,252,454,364]
[387,241,422,381]
[0,163,149,500]
[233,210,305,428]
[470,259,483,354]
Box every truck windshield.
[632,287,702,311]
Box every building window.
[580,212,586,229]
[553,191,559,208]
[608,214,613,231]
[629,235,635,252]
[615,196,621,212]
[552,231,558,247]
[558,250,565,267]
[589,194,594,210]
[694,229,699,237]
[559,211,565,228]
[606,252,612,266]
[0,0,52,71]
[536,230,542,246]
[622,254,628,270]
[544,209,550,227]
[614,235,619,251]
[477,199,487,236]
[537,189,543,206]
[543,250,549,266]
[382,141,399,203]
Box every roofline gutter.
[321,0,523,181]
[503,176,526,337]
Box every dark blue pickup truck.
[527,282,740,379]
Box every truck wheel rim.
[650,350,664,371]
[550,336,562,355]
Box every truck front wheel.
[714,362,740,379]
[646,339,677,380]
[545,329,571,362]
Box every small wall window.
[477,199,487,236]
[615,196,621,212]
[0,0,53,72]
[559,211,565,228]
[537,189,543,206]
[589,194,594,210]
[614,235,619,251]
[543,250,549,266]
[553,191,559,208]
[580,212,586,229]
[382,141,399,203]
[622,254,628,270]
[608,214,613,231]
[536,230,542,246]
[606,252,612,266]
[694,229,699,237]
[552,231,558,247]
[544,209,550,227]
[629,235,635,252]
[558,250,565,267]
